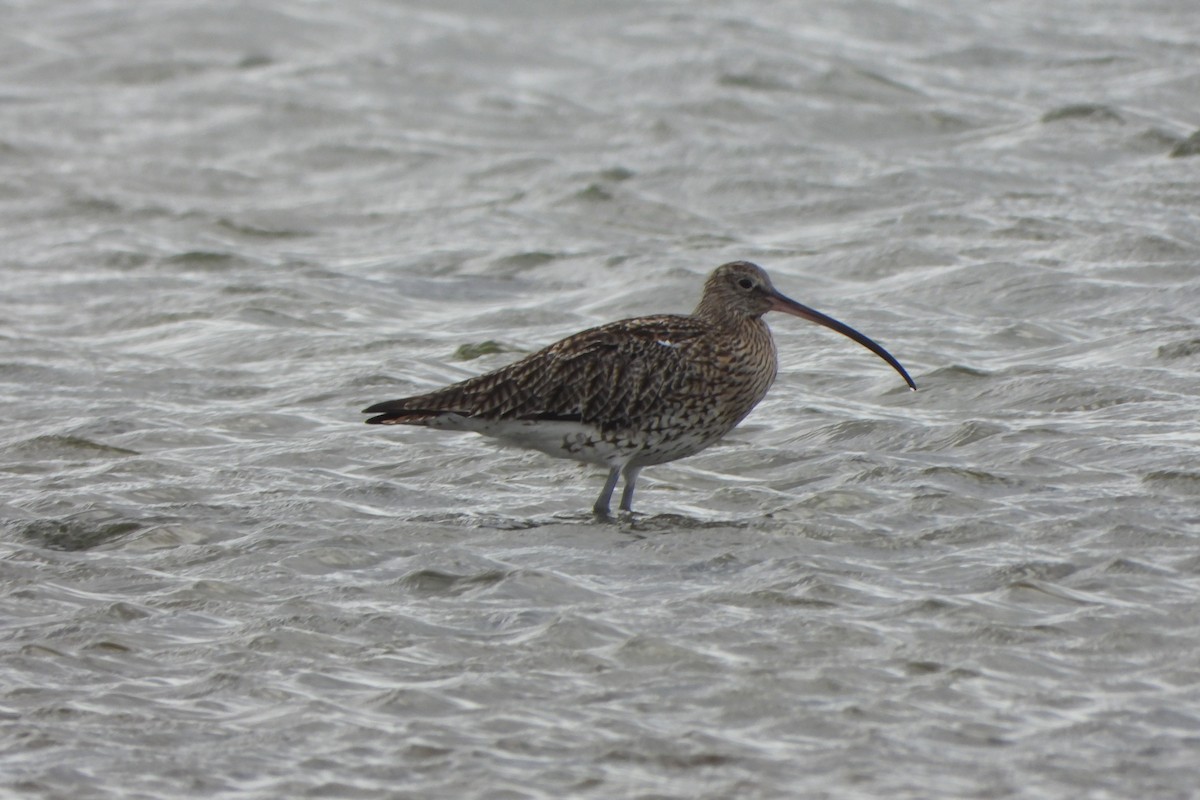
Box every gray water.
[3,1,1200,797]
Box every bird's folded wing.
[366,315,710,430]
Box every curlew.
[363,261,916,516]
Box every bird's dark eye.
[737,278,754,290]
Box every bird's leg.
[593,467,621,518]
[618,465,642,513]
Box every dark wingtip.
[362,399,409,424]
[362,401,453,425]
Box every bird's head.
[696,261,917,390]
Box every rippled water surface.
[3,1,1200,797]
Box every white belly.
[427,413,726,469]
[428,414,629,466]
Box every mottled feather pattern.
[366,314,773,438]
[363,261,913,514]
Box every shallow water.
[3,1,1200,797]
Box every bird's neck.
[692,298,765,333]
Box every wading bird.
[364,261,915,516]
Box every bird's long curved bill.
[770,292,917,390]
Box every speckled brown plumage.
[364,261,916,516]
